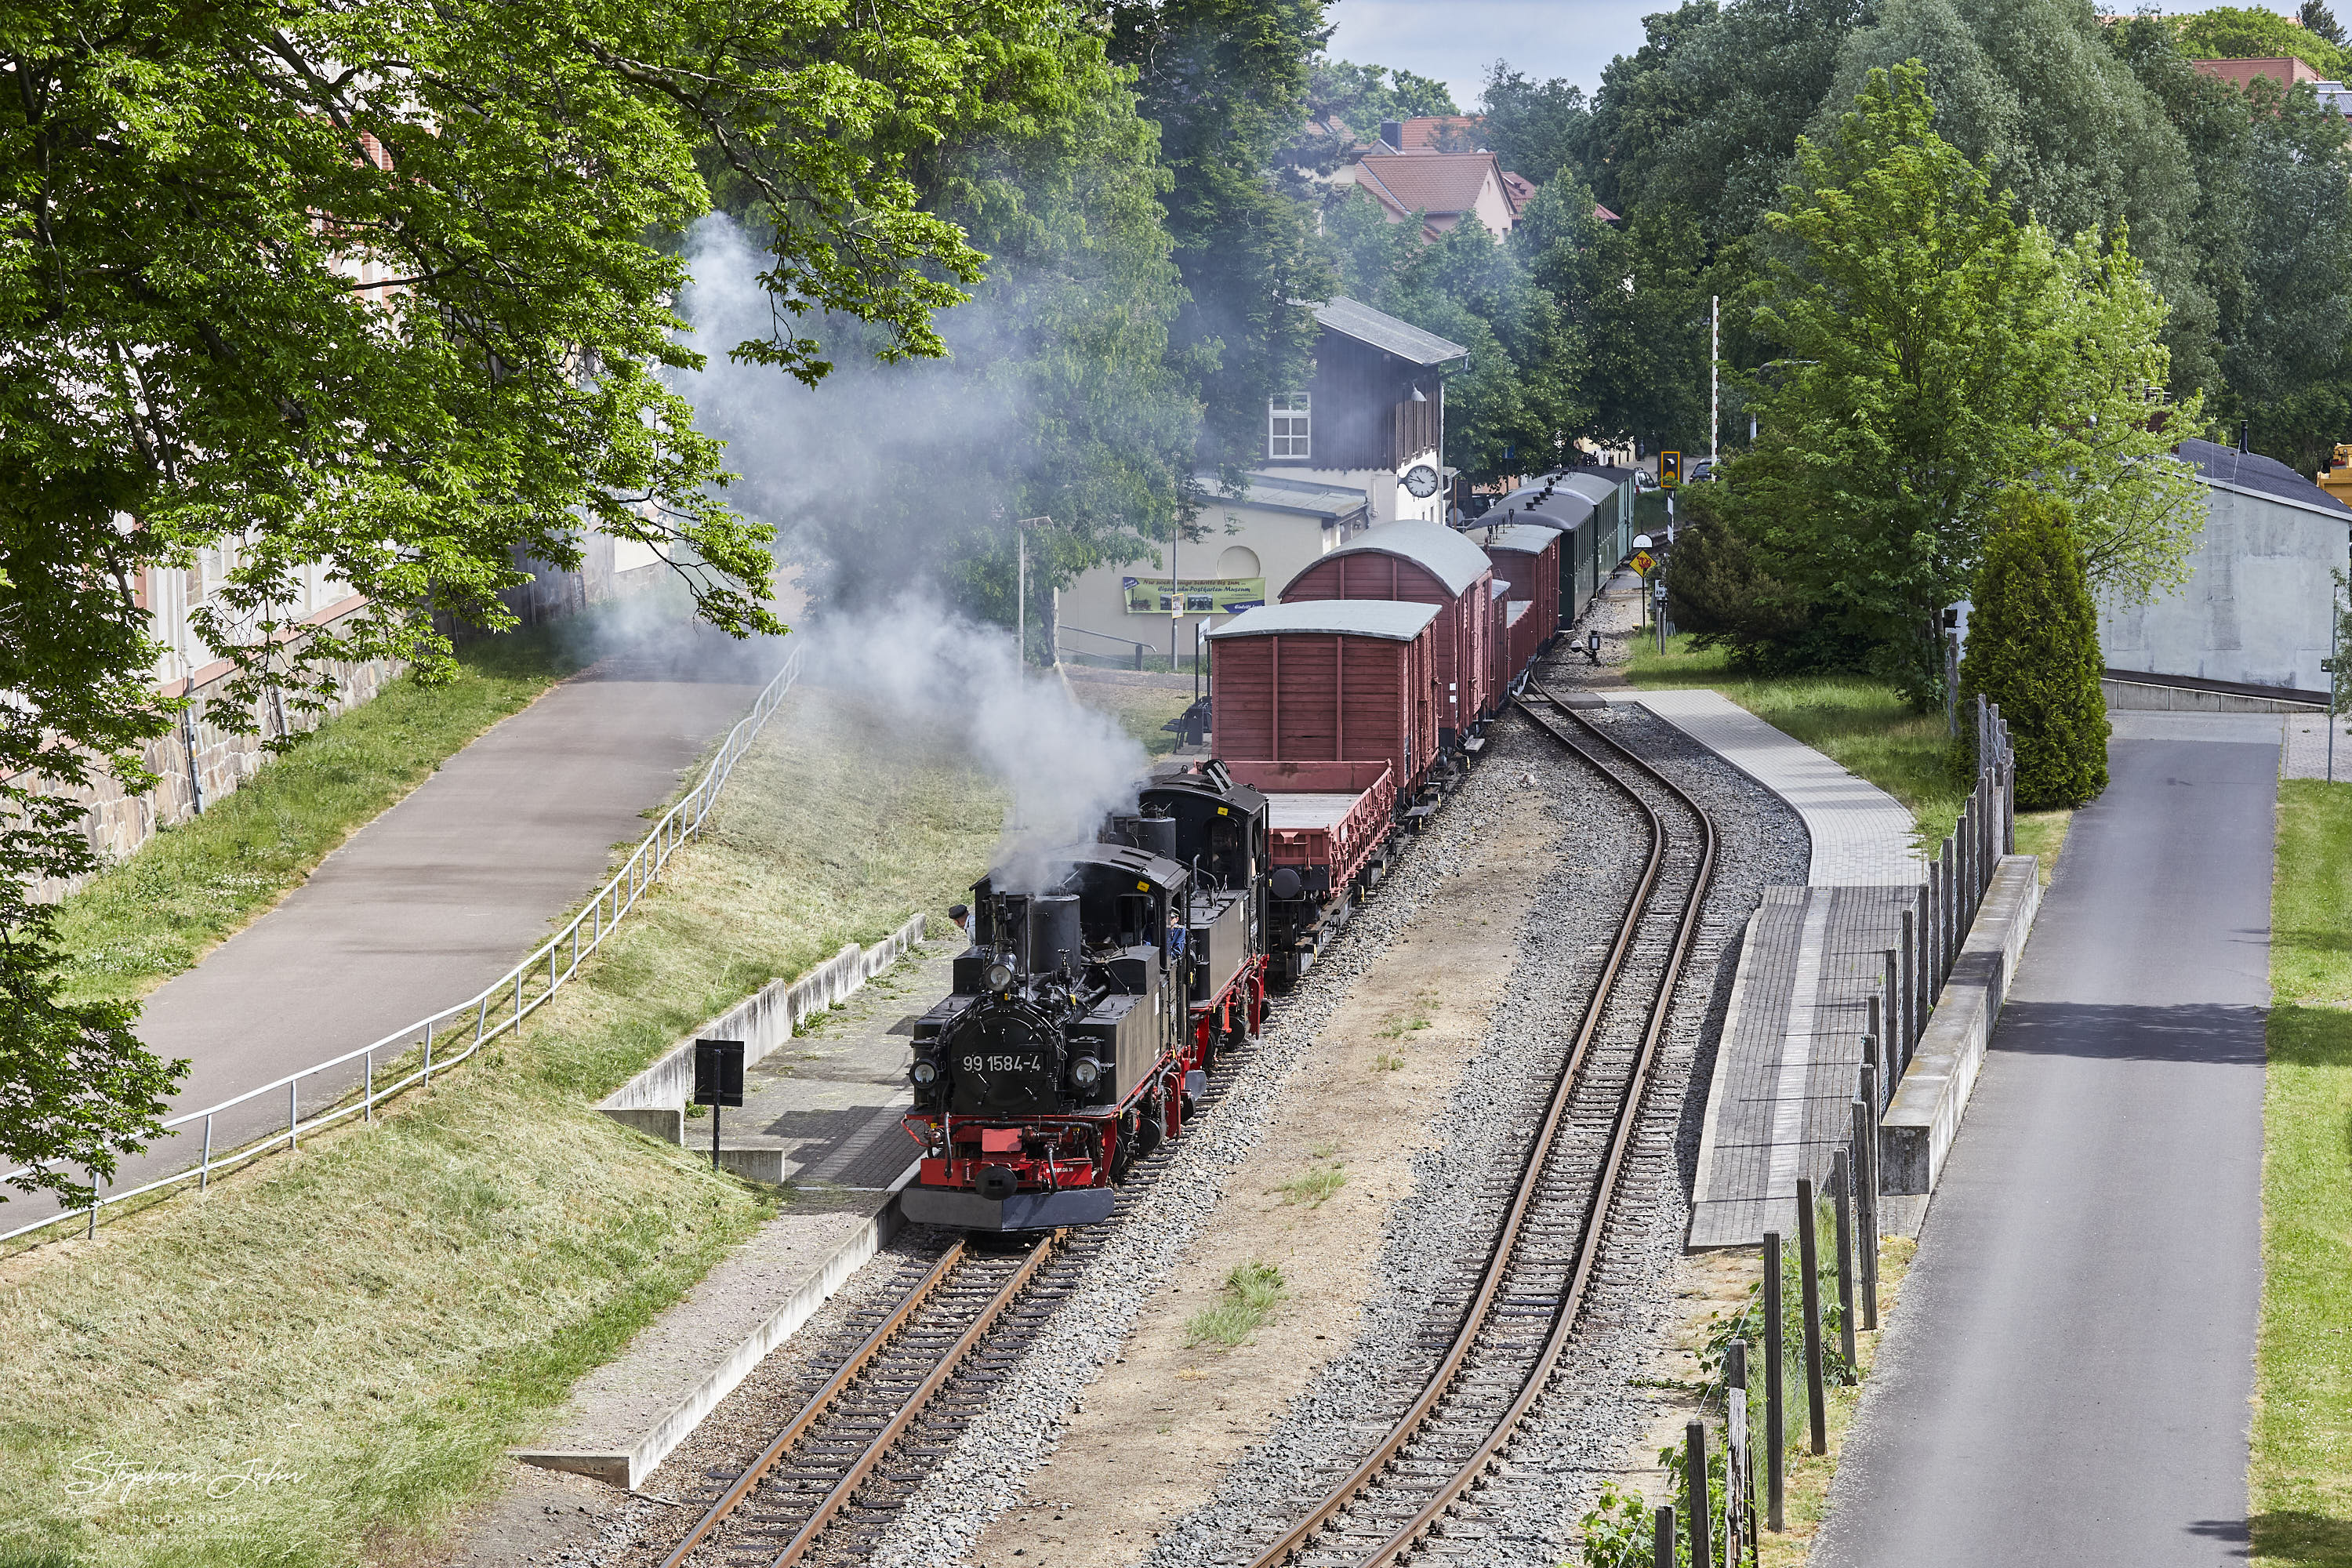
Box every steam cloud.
[794,600,1149,893]
[666,216,1152,893]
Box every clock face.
[1403,463,1441,499]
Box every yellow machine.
[2319,445,2352,506]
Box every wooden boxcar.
[1278,521,1496,740]
[1206,599,1442,797]
[1475,521,1563,644]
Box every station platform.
[1687,885,1915,1248]
[1588,688,1933,1249]
[711,938,959,1192]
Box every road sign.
[1631,550,1656,575]
[1661,450,1682,488]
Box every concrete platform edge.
[597,913,929,1141]
[1877,855,2042,1221]
[509,1163,918,1490]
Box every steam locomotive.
[897,763,1271,1230]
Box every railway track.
[644,1053,1254,1568]
[1240,683,1718,1568]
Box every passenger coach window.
[1269,393,1311,459]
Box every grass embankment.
[51,622,603,1006]
[1063,670,1197,758]
[1623,634,2071,878]
[2253,779,2352,1567]
[0,684,1000,1568]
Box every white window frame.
[1269,392,1311,459]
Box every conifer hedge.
[1958,488,2111,808]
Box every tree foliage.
[0,0,1075,1196]
[1959,490,2111,808]
[1729,63,2199,702]
[2173,5,2351,78]
[1108,0,1334,475]
[1477,64,1590,183]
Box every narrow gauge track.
[647,1052,1258,1568]
[1242,684,1718,1568]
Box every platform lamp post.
[1014,515,1051,668]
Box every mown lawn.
[2252,779,2352,1568]
[0,684,1003,1568]
[1623,633,2071,876]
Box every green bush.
[1664,488,1873,676]
[1958,488,2110,808]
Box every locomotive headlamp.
[1071,1057,1102,1091]
[912,1060,938,1085]
[985,956,1015,992]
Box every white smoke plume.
[793,599,1149,892]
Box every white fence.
[2,639,804,1244]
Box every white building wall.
[2098,482,2350,694]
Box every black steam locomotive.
[898,764,1270,1230]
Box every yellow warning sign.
[1631,550,1656,575]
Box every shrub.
[1666,488,1874,676]
[1958,488,2111,808]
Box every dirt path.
[967,784,1565,1568]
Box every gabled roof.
[1354,151,1502,223]
[2178,438,2352,517]
[1207,599,1440,642]
[1304,520,1494,597]
[1395,114,1484,151]
[1312,296,1469,368]
[1475,522,1563,555]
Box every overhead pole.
[1711,294,1721,470]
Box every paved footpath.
[1816,713,2274,1566]
[27,647,772,1226]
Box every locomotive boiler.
[898,766,1269,1231]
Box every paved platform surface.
[1604,688,1922,884]
[1815,727,2272,1567]
[1689,884,1915,1248]
[717,938,960,1190]
[31,647,772,1228]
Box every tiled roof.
[1355,151,1501,220]
[2178,438,2352,517]
[1396,114,1483,151]
[1311,296,1469,366]
[1207,599,1441,642]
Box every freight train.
[898,474,1639,1231]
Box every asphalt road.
[1816,724,2274,1566]
[12,649,769,1229]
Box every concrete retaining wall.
[510,1172,913,1489]
[1880,855,2042,1196]
[2103,677,2318,714]
[597,913,928,1145]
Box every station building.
[1056,296,1467,665]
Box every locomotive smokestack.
[1024,894,1081,975]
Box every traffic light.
[1661,450,1682,488]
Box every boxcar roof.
[1207,599,1441,641]
[1311,520,1493,595]
[1475,522,1563,554]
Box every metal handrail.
[3,637,805,1243]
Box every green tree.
[2174,5,2350,78]
[0,0,1069,1198]
[1731,63,2198,701]
[1477,64,1591,182]
[1523,189,1711,456]
[1109,0,1336,474]
[1959,490,2111,808]
[1826,0,2215,394]
[2111,16,2352,477]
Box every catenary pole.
[1710,294,1720,468]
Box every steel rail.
[656,1240,971,1568]
[1244,687,1690,1568]
[769,1232,1063,1567]
[1348,688,1718,1567]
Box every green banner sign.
[1123,576,1265,615]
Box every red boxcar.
[1279,521,1497,741]
[1475,521,1563,655]
[1206,599,1442,797]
